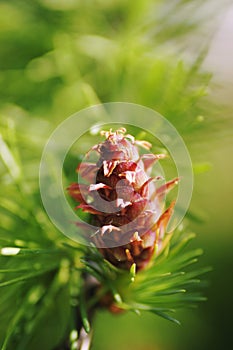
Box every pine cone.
[68,128,178,271]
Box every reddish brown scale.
[68,128,178,271]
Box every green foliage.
[0,0,216,133]
[79,230,210,327]
[0,0,228,349]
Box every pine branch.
[0,1,225,348]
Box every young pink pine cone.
[68,128,178,271]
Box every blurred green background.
[0,0,233,349]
